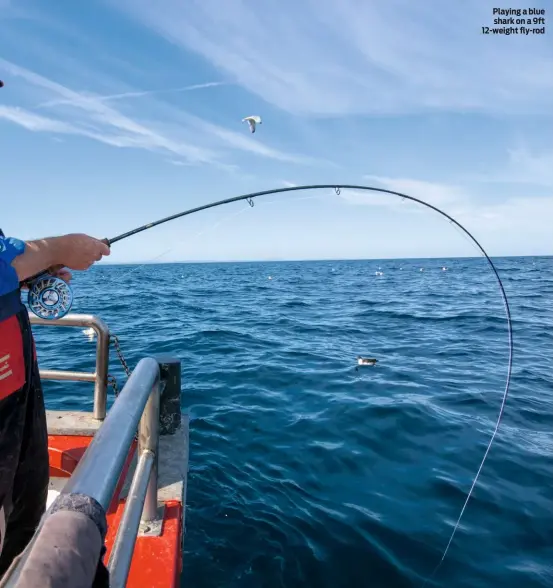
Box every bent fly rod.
[20,183,513,584]
[22,183,509,326]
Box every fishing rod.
[23,183,508,323]
[22,182,514,582]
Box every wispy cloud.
[37,81,226,108]
[0,103,206,156]
[506,149,553,188]
[469,148,553,189]
[337,177,470,219]
[363,176,466,209]
[187,117,318,165]
[0,57,313,167]
[0,57,220,163]
[0,105,77,134]
[107,0,553,116]
[341,174,553,244]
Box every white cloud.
[496,149,553,188]
[187,117,317,164]
[0,57,220,163]
[340,175,552,252]
[476,195,553,233]
[338,178,471,222]
[0,104,164,151]
[0,105,77,133]
[37,81,227,108]
[107,0,553,116]
[456,147,553,190]
[0,57,313,167]
[363,176,466,209]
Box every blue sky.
[1,0,552,263]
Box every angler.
[0,229,109,583]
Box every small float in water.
[357,357,377,366]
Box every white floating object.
[357,357,377,366]
[82,327,95,340]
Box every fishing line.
[102,202,253,285]
[23,184,513,582]
[98,192,331,288]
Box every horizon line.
[96,253,552,267]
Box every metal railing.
[1,356,162,588]
[29,314,110,419]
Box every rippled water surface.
[33,256,553,588]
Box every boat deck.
[3,314,192,588]
[46,409,189,588]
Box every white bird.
[242,115,262,133]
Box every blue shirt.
[0,229,26,321]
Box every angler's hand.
[18,267,72,290]
[56,233,110,270]
[53,267,73,283]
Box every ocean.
[32,255,552,588]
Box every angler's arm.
[1,235,53,296]
[1,232,109,296]
[8,237,64,283]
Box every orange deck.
[48,434,183,588]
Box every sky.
[1,0,552,263]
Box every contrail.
[37,82,226,108]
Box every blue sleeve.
[0,236,26,296]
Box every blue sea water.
[32,256,552,588]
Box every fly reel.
[27,273,74,320]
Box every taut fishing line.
[87,192,331,292]
[22,184,513,583]
[102,202,253,285]
[111,192,331,282]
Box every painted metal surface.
[104,500,183,588]
[48,435,137,513]
[47,434,182,588]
